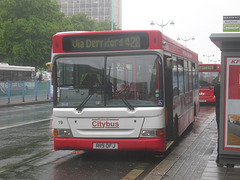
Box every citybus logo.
[92,119,119,128]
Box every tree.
[59,13,95,32]
[0,0,64,68]
[95,20,119,31]
[0,0,120,69]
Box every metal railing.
[0,80,50,104]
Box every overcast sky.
[122,0,240,63]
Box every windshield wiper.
[76,84,102,111]
[76,94,93,111]
[119,95,134,111]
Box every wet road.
[0,103,215,180]
[0,103,53,179]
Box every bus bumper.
[54,137,166,152]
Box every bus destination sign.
[62,32,149,52]
[199,65,217,71]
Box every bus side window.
[184,60,189,92]
[189,61,193,91]
[178,59,184,94]
[172,60,178,96]
[192,62,196,89]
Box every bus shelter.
[210,33,240,165]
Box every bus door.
[164,56,175,142]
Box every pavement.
[0,96,51,108]
[145,106,240,180]
[1,98,239,180]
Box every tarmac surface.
[1,98,240,180]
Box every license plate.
[200,100,206,102]
[93,143,118,149]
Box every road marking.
[121,169,144,180]
[121,163,149,180]
[0,118,52,130]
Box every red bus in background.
[199,64,221,103]
[50,30,199,152]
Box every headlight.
[53,129,73,137]
[140,128,165,137]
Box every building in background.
[57,0,122,29]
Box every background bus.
[0,63,35,95]
[51,30,199,152]
[199,64,221,103]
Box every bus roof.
[52,30,198,62]
[0,63,35,71]
[199,63,221,65]
[56,31,88,35]
[162,33,198,62]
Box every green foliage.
[0,0,64,68]
[0,0,119,69]
[60,13,119,32]
[95,20,119,31]
[60,13,95,32]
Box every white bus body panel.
[53,107,165,138]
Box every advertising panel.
[224,57,240,151]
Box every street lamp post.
[177,36,195,47]
[150,20,174,33]
[111,0,113,30]
[203,54,214,63]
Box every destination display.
[62,32,149,52]
[199,65,217,71]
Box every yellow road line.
[121,169,144,180]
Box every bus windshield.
[55,54,163,108]
[199,71,219,89]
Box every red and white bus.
[199,64,221,103]
[51,30,199,152]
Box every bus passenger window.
[178,60,184,94]
[189,61,193,91]
[192,63,196,89]
[172,60,178,96]
[184,60,189,92]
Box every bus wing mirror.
[46,62,52,72]
[166,58,173,69]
